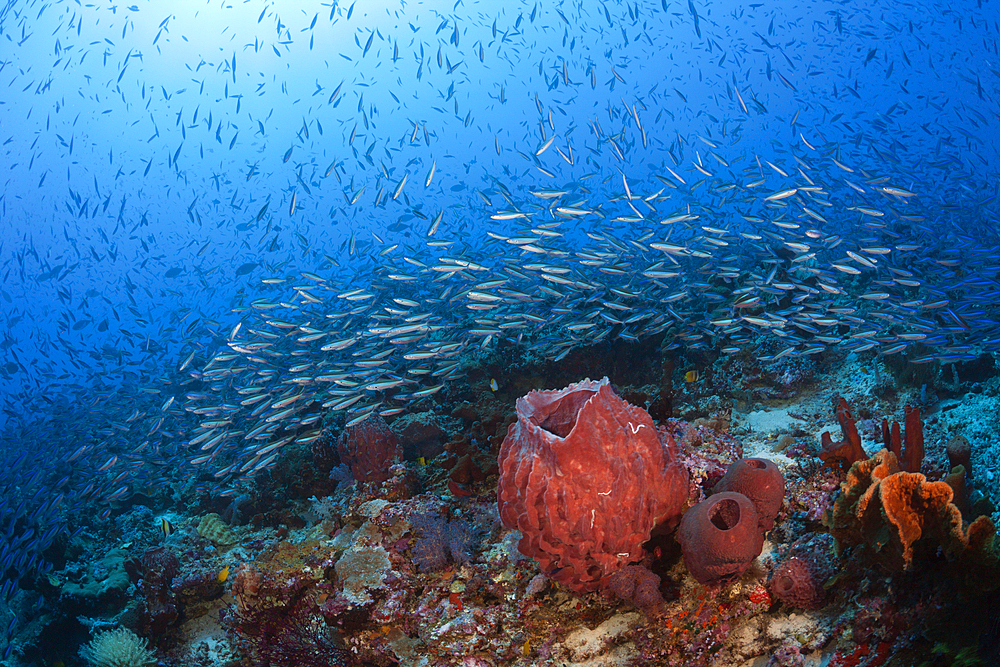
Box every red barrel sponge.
[713,457,785,532]
[497,377,688,593]
[678,492,764,585]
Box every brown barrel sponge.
[678,492,764,585]
[713,457,785,532]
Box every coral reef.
[497,377,688,592]
[22,352,1000,666]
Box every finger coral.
[678,492,764,585]
[818,396,867,471]
[497,377,688,593]
[712,457,785,532]
[879,404,924,473]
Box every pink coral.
[769,556,824,609]
[336,413,402,483]
[678,492,764,585]
[497,377,688,593]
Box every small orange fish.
[685,370,699,383]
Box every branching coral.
[818,396,867,471]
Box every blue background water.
[2,0,995,419]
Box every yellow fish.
[489,378,499,391]
[684,370,699,383]
[159,517,174,537]
[217,566,230,583]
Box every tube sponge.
[79,628,156,667]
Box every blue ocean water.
[0,0,998,663]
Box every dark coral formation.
[138,546,180,636]
[336,414,402,483]
[497,377,688,592]
[678,492,764,586]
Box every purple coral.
[409,512,479,573]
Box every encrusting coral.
[196,512,236,545]
[497,377,688,593]
[825,448,1000,583]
